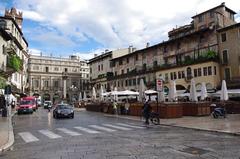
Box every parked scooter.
[211,104,226,118]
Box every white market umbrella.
[83,91,87,102]
[114,87,118,102]
[159,91,165,102]
[139,79,146,102]
[200,82,207,101]
[220,80,229,101]
[168,80,176,102]
[78,92,82,101]
[100,85,104,101]
[190,79,198,102]
[92,87,97,101]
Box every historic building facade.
[89,3,240,94]
[28,55,90,103]
[0,8,29,94]
[88,48,134,95]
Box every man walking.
[142,100,152,125]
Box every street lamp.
[62,72,68,100]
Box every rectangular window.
[170,72,173,80]
[125,80,128,86]
[65,68,68,72]
[117,81,120,87]
[194,69,198,77]
[163,46,167,53]
[54,81,59,87]
[114,71,117,76]
[208,66,212,75]
[173,72,177,80]
[44,80,49,87]
[135,55,138,60]
[209,11,214,18]
[182,71,185,78]
[198,68,202,76]
[45,67,49,72]
[129,79,132,86]
[221,33,227,42]
[222,50,228,64]
[98,65,100,71]
[224,68,231,80]
[203,67,207,76]
[101,64,103,70]
[178,71,182,79]
[133,79,136,86]
[199,14,204,23]
[119,60,122,65]
[214,66,217,75]
[34,80,39,88]
[165,73,169,81]
[126,58,129,63]
[121,69,124,74]
[127,68,129,73]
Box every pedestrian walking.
[142,100,152,125]
[113,100,118,115]
[124,101,130,115]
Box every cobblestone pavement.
[0,108,240,159]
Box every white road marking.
[57,128,81,136]
[74,126,101,134]
[116,123,145,129]
[89,125,116,132]
[102,124,132,130]
[38,130,62,139]
[18,132,39,143]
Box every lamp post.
[62,72,68,100]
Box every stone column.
[63,79,67,99]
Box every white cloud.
[28,48,42,55]
[13,0,240,54]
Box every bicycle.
[149,112,160,125]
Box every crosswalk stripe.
[89,125,116,132]
[102,124,132,130]
[38,130,62,139]
[74,126,101,134]
[116,123,145,129]
[57,128,81,136]
[18,132,39,143]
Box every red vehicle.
[17,96,38,114]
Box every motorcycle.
[211,104,226,118]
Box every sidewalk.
[0,111,15,153]
[104,113,240,135]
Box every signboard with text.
[156,79,163,92]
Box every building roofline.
[192,3,236,18]
[110,27,211,61]
[88,51,112,64]
[217,22,240,32]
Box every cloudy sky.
[0,0,240,59]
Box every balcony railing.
[4,42,17,55]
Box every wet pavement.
[1,108,240,159]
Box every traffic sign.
[156,79,163,92]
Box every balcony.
[4,42,17,55]
[7,54,23,73]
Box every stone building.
[89,3,240,94]
[217,23,240,88]
[88,48,133,95]
[0,8,29,94]
[28,54,90,103]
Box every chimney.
[146,42,150,48]
[94,54,98,57]
[128,45,133,53]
